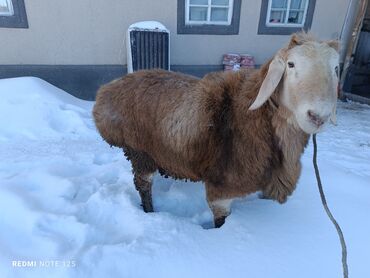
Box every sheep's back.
[93,69,215,179]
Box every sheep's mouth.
[300,118,329,134]
[295,115,327,134]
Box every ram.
[93,32,339,228]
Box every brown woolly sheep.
[93,32,339,228]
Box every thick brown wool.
[93,64,309,205]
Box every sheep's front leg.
[208,198,233,228]
[205,181,234,227]
[261,182,292,203]
[261,160,302,204]
[134,173,155,213]
[261,169,298,204]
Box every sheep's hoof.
[139,191,154,213]
[141,200,154,213]
[214,216,227,228]
[142,204,154,213]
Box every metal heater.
[127,21,170,73]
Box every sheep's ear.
[288,33,303,48]
[288,31,314,49]
[326,40,340,52]
[330,100,337,125]
[249,56,285,110]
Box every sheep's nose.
[307,110,325,127]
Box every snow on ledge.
[128,21,169,32]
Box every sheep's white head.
[249,32,339,134]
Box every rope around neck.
[312,134,348,278]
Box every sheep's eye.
[288,62,295,68]
[335,66,339,77]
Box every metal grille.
[129,30,169,72]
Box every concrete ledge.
[343,92,370,105]
[0,65,223,100]
[0,65,126,100]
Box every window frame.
[177,0,241,35]
[258,0,316,35]
[0,0,28,28]
[185,0,234,26]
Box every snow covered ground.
[0,77,369,278]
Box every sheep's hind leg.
[134,172,155,213]
[124,147,157,213]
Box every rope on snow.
[312,134,349,278]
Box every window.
[186,0,233,25]
[0,0,28,28]
[267,0,309,27]
[0,0,14,16]
[177,0,241,35]
[258,0,316,35]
